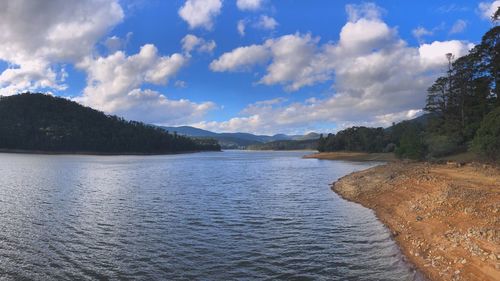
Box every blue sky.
[0,0,498,134]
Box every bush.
[425,134,461,158]
[473,107,500,161]
[395,126,426,160]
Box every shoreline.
[332,162,499,281]
[0,148,220,156]
[304,151,397,162]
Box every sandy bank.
[332,162,499,281]
[304,151,397,162]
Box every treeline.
[0,93,220,154]
[421,24,499,160]
[248,139,318,150]
[316,120,426,156]
[318,23,500,161]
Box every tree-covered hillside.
[247,139,318,150]
[0,93,220,154]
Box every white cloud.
[478,1,500,20]
[450,19,467,34]
[345,2,384,22]
[181,34,216,55]
[76,44,215,124]
[237,20,247,36]
[412,26,433,43]
[419,40,474,68]
[260,33,326,91]
[209,45,271,71]
[255,15,278,30]
[0,0,124,96]
[205,2,473,134]
[104,32,133,53]
[178,0,222,30]
[236,0,263,11]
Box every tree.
[394,123,426,160]
[473,107,500,161]
[425,26,500,142]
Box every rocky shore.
[332,162,499,281]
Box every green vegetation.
[247,139,318,150]
[318,127,388,153]
[0,93,220,154]
[423,24,499,161]
[473,107,500,160]
[319,23,499,162]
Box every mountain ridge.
[160,126,320,149]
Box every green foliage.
[424,134,462,158]
[317,26,500,161]
[320,127,388,153]
[247,139,318,150]
[424,26,499,142]
[0,93,220,153]
[393,122,426,160]
[473,107,500,161]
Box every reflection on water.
[0,151,418,280]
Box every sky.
[0,0,498,135]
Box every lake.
[0,151,419,280]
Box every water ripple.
[0,151,420,280]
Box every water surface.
[0,151,418,280]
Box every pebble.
[490,253,497,261]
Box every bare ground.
[332,162,500,281]
[304,151,397,162]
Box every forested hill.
[0,93,220,154]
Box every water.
[0,151,418,280]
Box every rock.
[416,216,423,221]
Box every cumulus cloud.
[419,40,474,68]
[255,15,278,30]
[76,44,215,124]
[478,1,500,20]
[178,0,222,30]
[236,0,263,11]
[209,45,271,71]
[205,2,473,134]
[181,34,216,55]
[260,33,326,91]
[449,19,467,34]
[0,0,124,96]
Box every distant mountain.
[0,93,220,154]
[385,113,434,132]
[161,126,320,149]
[291,132,320,141]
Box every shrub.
[473,107,500,161]
[425,134,461,158]
[395,126,426,160]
